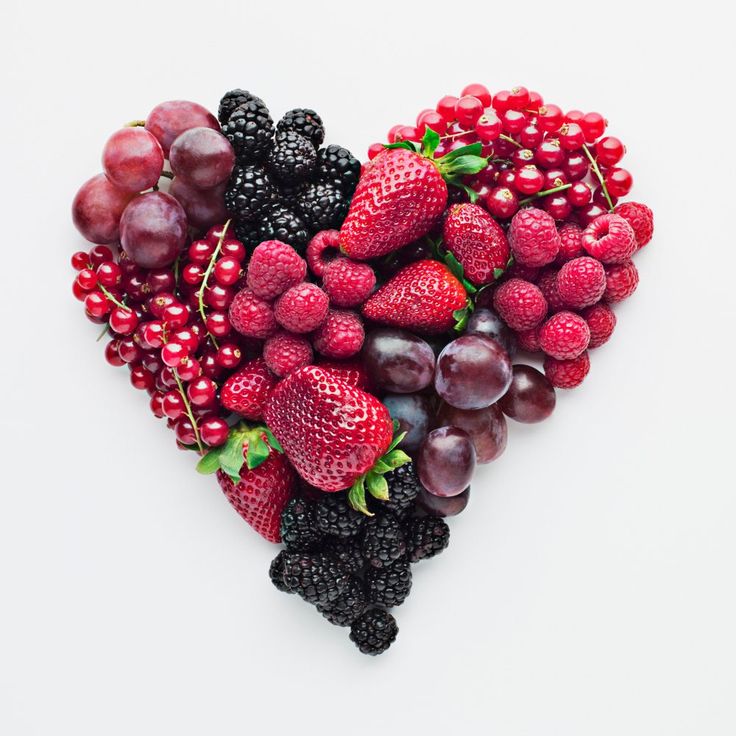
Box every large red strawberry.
[362,260,468,334]
[220,358,277,420]
[443,203,510,285]
[339,131,487,260]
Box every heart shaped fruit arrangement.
[70,85,654,655]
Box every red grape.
[145,100,219,157]
[416,486,470,517]
[362,328,435,393]
[381,393,432,453]
[436,402,507,463]
[417,427,476,497]
[102,127,164,193]
[498,364,556,423]
[71,173,134,243]
[169,127,235,190]
[169,178,228,231]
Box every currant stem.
[198,219,232,350]
[499,134,523,148]
[519,182,572,205]
[173,368,204,455]
[125,119,146,127]
[582,144,614,212]
[98,283,130,311]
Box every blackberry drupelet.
[277,108,325,148]
[269,551,292,593]
[278,182,307,210]
[349,609,398,655]
[323,537,366,576]
[366,558,412,608]
[280,497,323,552]
[404,517,450,562]
[379,463,421,518]
[316,144,361,195]
[218,89,262,124]
[259,203,310,251]
[316,576,367,627]
[232,218,263,250]
[267,131,317,185]
[222,98,274,162]
[224,164,276,220]
[314,492,366,539]
[362,513,406,569]
[281,552,350,606]
[296,181,349,232]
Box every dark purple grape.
[434,335,512,410]
[382,394,432,453]
[169,177,228,231]
[169,127,235,190]
[417,486,469,517]
[465,308,517,357]
[436,402,507,463]
[498,364,556,423]
[362,328,435,393]
[145,100,219,157]
[102,127,164,193]
[72,173,134,243]
[417,426,476,497]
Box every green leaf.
[453,307,469,332]
[382,449,412,470]
[347,477,373,516]
[420,127,441,157]
[493,267,505,280]
[245,432,271,470]
[387,430,407,453]
[440,154,488,178]
[439,141,483,162]
[365,472,389,501]
[219,434,246,481]
[444,251,465,282]
[196,447,223,475]
[372,458,393,475]
[263,427,283,454]
[384,140,419,153]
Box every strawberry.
[443,203,510,286]
[264,366,410,513]
[220,358,277,420]
[339,130,487,260]
[362,260,468,334]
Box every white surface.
[1,1,734,734]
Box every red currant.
[567,181,592,207]
[519,124,543,149]
[89,245,114,267]
[161,341,188,367]
[162,302,190,329]
[501,109,527,135]
[96,261,122,288]
[215,343,242,369]
[205,311,231,338]
[596,136,625,167]
[71,251,89,270]
[474,114,501,142]
[182,263,205,286]
[527,91,543,111]
[396,125,420,142]
[203,284,233,310]
[200,352,223,380]
[149,391,166,418]
[200,417,229,447]
[535,139,564,169]
[130,364,155,391]
[76,268,98,291]
[514,166,545,195]
[174,416,197,445]
[455,96,484,127]
[507,86,530,111]
[84,290,110,318]
[121,273,149,302]
[187,376,217,407]
[109,306,138,335]
[162,390,186,419]
[537,104,563,133]
[581,112,606,142]
[416,110,447,136]
[436,95,459,122]
[577,202,608,226]
[387,124,404,143]
[491,90,511,114]
[498,169,516,189]
[189,240,214,264]
[563,152,589,181]
[605,168,633,198]
[214,256,241,286]
[172,327,199,353]
[565,109,584,125]
[142,321,165,349]
[104,339,125,367]
[72,279,87,301]
[485,187,519,219]
[542,169,567,190]
[148,292,176,318]
[511,148,535,167]
[156,366,178,391]
[117,337,143,364]
[367,143,384,160]
[146,268,175,294]
[558,123,585,151]
[141,352,163,375]
[592,186,618,208]
[176,356,202,382]
[543,193,573,220]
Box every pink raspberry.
[312,309,365,359]
[263,331,313,377]
[220,358,276,420]
[536,267,566,312]
[504,262,540,282]
[556,256,606,309]
[246,240,306,301]
[581,303,616,348]
[614,201,653,249]
[544,351,590,389]
[274,282,329,333]
[516,327,541,353]
[603,260,639,303]
[493,278,548,331]
[228,288,278,339]
[316,358,371,391]
[508,207,561,267]
[538,311,590,360]
[306,230,341,277]
[582,214,636,264]
[556,222,584,264]
[322,257,376,308]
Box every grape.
[102,127,164,193]
[169,177,227,231]
[71,173,135,243]
[145,100,219,157]
[436,402,507,463]
[381,393,431,453]
[362,328,435,393]
[120,192,188,269]
[465,308,517,357]
[417,426,476,497]
[498,364,556,423]
[435,335,512,410]
[169,127,235,190]
[417,485,469,517]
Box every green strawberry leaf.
[506,254,515,269]
[382,449,412,470]
[372,458,393,475]
[348,476,373,516]
[196,446,224,475]
[444,177,480,204]
[425,234,444,260]
[444,251,465,281]
[245,432,271,470]
[263,427,283,454]
[387,430,407,453]
[440,154,488,179]
[439,141,483,163]
[493,267,505,280]
[420,127,441,157]
[453,307,469,332]
[384,140,419,153]
[365,472,389,501]
[219,432,246,482]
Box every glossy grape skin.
[435,335,512,410]
[417,485,469,517]
[71,173,135,243]
[145,100,219,157]
[102,127,164,193]
[362,328,435,393]
[498,364,556,423]
[436,402,507,463]
[417,426,476,497]
[465,308,517,357]
[120,192,188,269]
[169,178,228,231]
[382,393,432,453]
[169,127,235,190]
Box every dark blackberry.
[296,181,349,232]
[362,513,406,569]
[316,576,367,627]
[278,182,307,210]
[349,609,398,655]
[323,538,366,576]
[232,218,263,250]
[267,131,316,185]
[281,552,350,606]
[276,108,325,148]
[218,89,263,124]
[258,203,310,251]
[280,498,323,552]
[380,463,421,518]
[366,558,412,608]
[222,98,274,163]
[269,551,292,594]
[314,492,366,539]
[316,144,361,195]
[224,164,276,220]
[404,517,450,563]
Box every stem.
[125,119,146,127]
[197,219,232,350]
[499,134,523,148]
[582,144,614,212]
[160,170,174,179]
[98,283,130,311]
[173,369,204,455]
[96,324,110,342]
[519,182,572,206]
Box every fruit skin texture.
[582,214,637,264]
[498,364,556,423]
[263,365,394,492]
[263,331,313,377]
[404,517,450,562]
[614,201,654,249]
[103,127,164,193]
[340,148,447,260]
[246,240,307,301]
[556,222,584,263]
[604,260,639,303]
[582,303,617,348]
[220,358,277,420]
[306,229,340,277]
[349,609,398,655]
[228,288,278,339]
[315,358,371,391]
[72,173,134,244]
[145,100,219,157]
[493,278,547,331]
[442,203,510,285]
[362,513,407,569]
[538,311,590,360]
[544,351,591,389]
[557,256,606,309]
[508,207,561,267]
[322,258,376,308]
[536,267,566,313]
[312,310,365,359]
[362,260,468,335]
[274,282,329,333]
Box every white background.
[1,1,734,734]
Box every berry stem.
[197,219,232,349]
[160,170,174,180]
[582,144,614,212]
[98,283,130,312]
[173,368,204,455]
[125,119,146,127]
[499,134,523,148]
[519,182,572,205]
[95,324,110,342]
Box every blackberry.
[267,131,316,185]
[269,551,292,593]
[404,517,450,563]
[278,182,307,210]
[323,538,366,576]
[218,89,262,124]
[316,576,367,627]
[281,552,350,606]
[259,203,310,251]
[296,181,349,232]
[380,463,421,518]
[277,108,325,148]
[349,609,398,655]
[222,98,274,163]
[316,144,361,195]
[362,513,406,569]
[314,492,366,539]
[224,164,276,220]
[280,498,323,552]
[366,558,412,608]
[232,218,263,250]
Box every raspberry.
[556,222,584,263]
[544,351,590,389]
[306,229,341,277]
[556,256,606,309]
[229,288,278,338]
[581,303,616,348]
[504,262,540,282]
[246,239,306,300]
[263,331,313,377]
[614,201,653,249]
[516,327,541,352]
[538,311,590,360]
[313,309,365,359]
[322,257,376,308]
[536,267,566,312]
[508,207,561,267]
[582,214,636,264]
[274,282,329,333]
[603,260,639,303]
[220,357,277,419]
[492,278,548,331]
[316,358,371,390]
